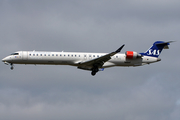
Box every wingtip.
[115,44,125,53]
[121,44,125,48]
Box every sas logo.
[15,56,21,58]
[147,49,160,56]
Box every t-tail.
[140,41,173,58]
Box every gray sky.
[0,0,180,120]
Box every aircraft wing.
[78,44,125,70]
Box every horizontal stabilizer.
[155,41,174,45]
[156,41,174,49]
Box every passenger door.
[22,51,28,60]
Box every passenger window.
[71,55,73,57]
[93,55,95,57]
[97,55,99,57]
[56,54,58,56]
[29,54,31,56]
[36,54,38,56]
[40,54,42,56]
[44,54,46,56]
[64,55,66,57]
[75,55,76,57]
[60,54,62,56]
[79,55,80,57]
[52,54,54,56]
[48,54,50,56]
[33,54,35,56]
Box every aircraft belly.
[108,58,143,67]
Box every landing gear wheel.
[91,71,96,76]
[91,67,99,76]
[10,66,14,70]
[10,63,14,70]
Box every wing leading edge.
[78,44,125,76]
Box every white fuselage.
[2,51,160,68]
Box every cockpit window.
[11,53,19,55]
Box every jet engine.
[125,51,142,59]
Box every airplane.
[2,41,172,76]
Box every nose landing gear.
[10,63,14,70]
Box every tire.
[91,71,96,76]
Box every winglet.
[115,44,125,53]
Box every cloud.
[0,76,179,120]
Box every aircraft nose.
[2,58,6,62]
[2,57,11,62]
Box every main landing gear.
[10,63,14,70]
[91,67,99,76]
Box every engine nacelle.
[125,51,142,59]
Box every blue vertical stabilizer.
[140,41,172,58]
